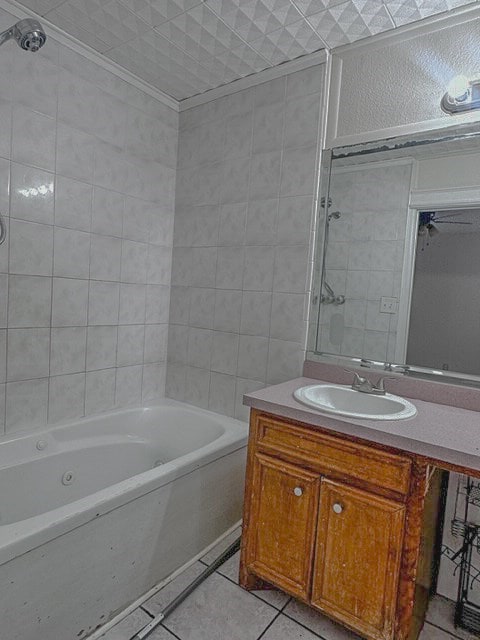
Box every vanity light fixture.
[441,74,480,114]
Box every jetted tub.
[0,399,248,640]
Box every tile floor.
[100,529,478,640]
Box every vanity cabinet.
[240,410,437,640]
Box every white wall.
[408,151,480,373]
[326,7,480,147]
[0,6,177,437]
[166,66,325,421]
[407,230,480,374]
[415,151,480,191]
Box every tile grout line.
[213,566,283,609]
[211,564,311,622]
[139,606,154,619]
[280,597,292,612]
[255,608,283,640]
[280,609,330,640]
[160,621,183,640]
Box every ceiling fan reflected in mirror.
[417,211,474,249]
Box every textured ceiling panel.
[16,0,477,100]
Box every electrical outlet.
[380,296,398,314]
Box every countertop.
[244,377,480,475]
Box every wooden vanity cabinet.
[240,410,434,640]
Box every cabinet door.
[312,478,405,640]
[244,453,320,600]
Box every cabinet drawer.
[255,414,412,496]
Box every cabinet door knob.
[333,503,343,514]
[294,487,303,497]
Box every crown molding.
[0,0,180,111]
[2,0,478,117]
[179,49,328,112]
[410,185,480,210]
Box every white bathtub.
[0,399,248,640]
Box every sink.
[293,384,417,420]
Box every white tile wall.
[0,8,178,437]
[166,65,325,421]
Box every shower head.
[0,19,47,52]
[14,19,46,52]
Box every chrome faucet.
[347,371,394,395]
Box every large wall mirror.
[309,125,480,386]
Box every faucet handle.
[373,376,396,393]
[344,369,366,383]
[344,369,374,393]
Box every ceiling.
[17,0,475,101]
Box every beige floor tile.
[163,571,277,640]
[143,562,206,616]
[283,599,361,639]
[261,614,321,639]
[100,608,175,639]
[425,595,478,640]
[217,551,290,610]
[419,622,459,639]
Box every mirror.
[310,125,480,386]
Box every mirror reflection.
[314,129,480,383]
[408,208,480,375]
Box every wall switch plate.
[380,296,398,314]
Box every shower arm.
[0,214,6,246]
[323,280,335,297]
[0,26,15,47]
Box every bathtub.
[0,399,248,640]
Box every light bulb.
[446,75,470,102]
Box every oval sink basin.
[293,384,417,420]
